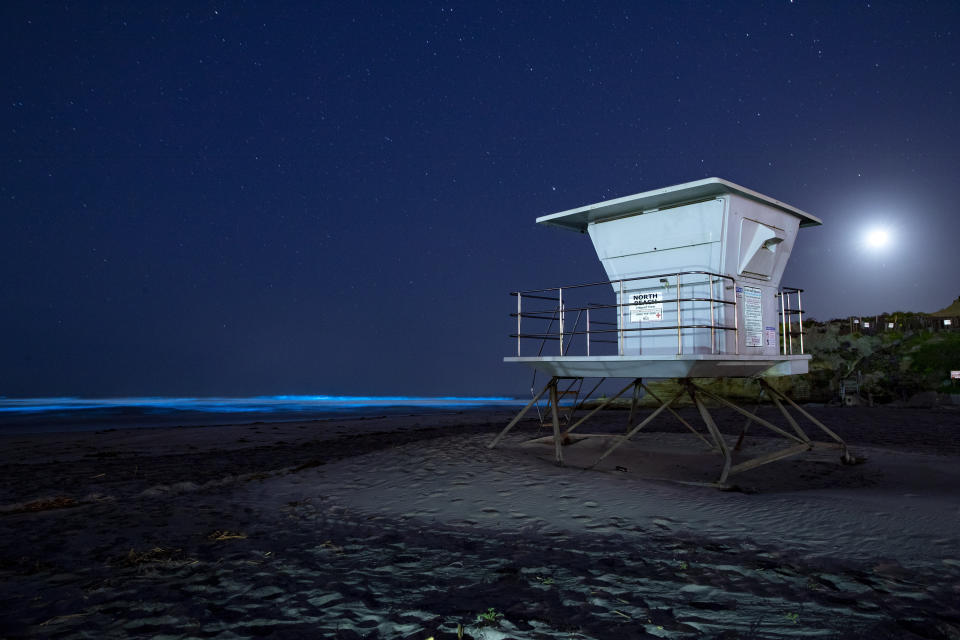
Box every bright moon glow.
[865,228,890,249]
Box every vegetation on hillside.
[800,322,960,403]
[590,323,960,408]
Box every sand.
[2,406,960,639]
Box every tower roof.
[536,177,822,232]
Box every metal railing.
[511,271,739,358]
[513,274,809,358]
[776,286,806,355]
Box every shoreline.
[2,407,959,638]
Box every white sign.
[742,286,763,347]
[630,291,663,322]
[951,370,960,379]
[765,326,777,347]
[888,322,895,329]
[863,321,871,328]
[945,319,953,326]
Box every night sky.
[3,2,958,397]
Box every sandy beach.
[2,406,960,639]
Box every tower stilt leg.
[488,378,553,449]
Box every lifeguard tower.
[489,177,854,485]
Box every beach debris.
[611,609,631,620]
[5,496,78,514]
[320,539,344,554]
[118,546,188,566]
[39,612,88,627]
[208,530,247,541]
[615,465,628,472]
[785,612,800,624]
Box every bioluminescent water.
[0,395,524,434]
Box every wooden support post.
[592,389,684,467]
[488,378,553,449]
[627,378,643,430]
[563,378,638,439]
[549,378,563,466]
[734,388,764,451]
[689,383,732,485]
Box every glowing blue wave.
[0,395,523,414]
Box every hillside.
[588,321,960,408]
[797,320,960,404]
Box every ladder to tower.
[539,377,584,428]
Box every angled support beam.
[693,384,806,445]
[758,380,853,461]
[562,378,638,439]
[572,377,607,414]
[641,382,714,450]
[488,377,554,449]
[769,392,810,442]
[592,388,685,467]
[728,442,812,476]
[688,382,732,485]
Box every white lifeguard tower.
[489,178,854,485]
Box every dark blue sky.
[2,1,958,397]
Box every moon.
[865,227,890,249]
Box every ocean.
[0,395,525,434]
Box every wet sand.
[2,406,960,639]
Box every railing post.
[619,279,624,356]
[797,290,805,355]
[676,273,682,355]
[558,287,564,356]
[708,274,715,354]
[516,293,522,357]
[787,291,794,355]
[780,289,787,355]
[586,307,591,357]
[734,279,739,355]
